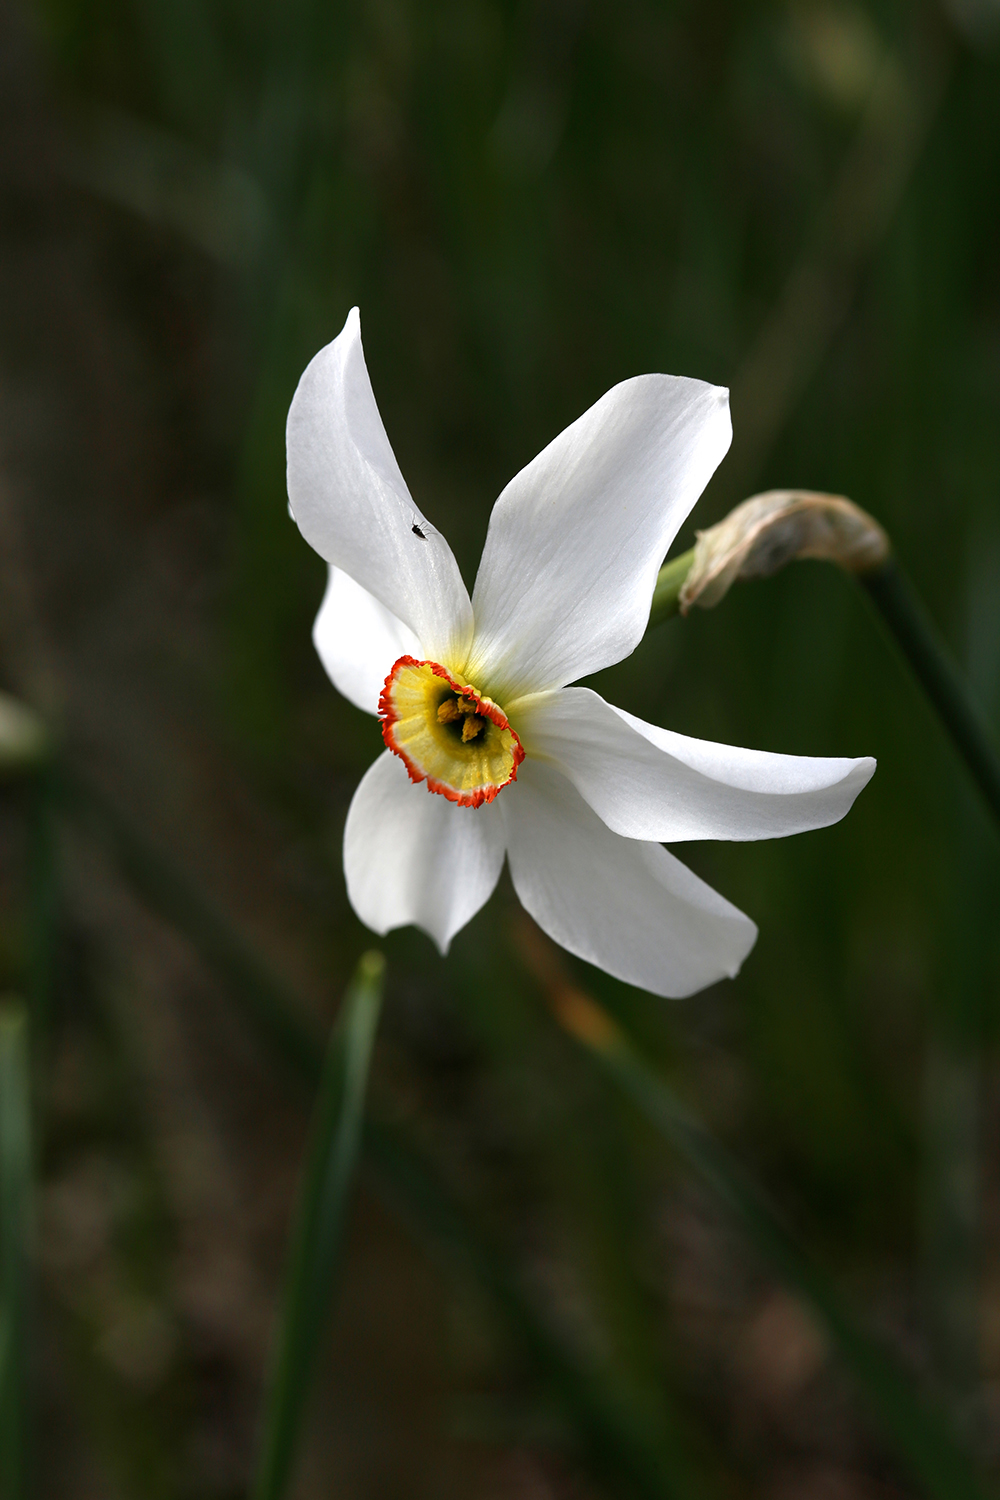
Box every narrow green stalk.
[0,1003,32,1500]
[551,991,988,1500]
[860,558,1000,831]
[252,951,385,1500]
[646,549,695,631]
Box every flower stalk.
[252,952,384,1500]
[646,548,695,628]
[859,559,1000,829]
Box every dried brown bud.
[679,490,890,613]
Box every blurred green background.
[1,0,999,1494]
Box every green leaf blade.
[251,951,385,1500]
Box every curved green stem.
[860,558,1000,831]
[252,952,384,1500]
[646,549,694,630]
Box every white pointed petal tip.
[286,308,473,663]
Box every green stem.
[252,952,384,1500]
[646,549,694,630]
[860,558,1000,830]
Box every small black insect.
[411,523,427,540]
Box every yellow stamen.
[438,693,485,740]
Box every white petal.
[287,308,474,666]
[518,688,876,842]
[466,375,731,699]
[313,566,420,715]
[501,760,756,999]
[344,749,507,953]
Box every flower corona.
[378,656,524,806]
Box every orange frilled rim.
[378,655,525,808]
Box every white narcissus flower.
[287,308,875,999]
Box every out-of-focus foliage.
[1,0,999,1493]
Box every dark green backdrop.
[1,0,999,1493]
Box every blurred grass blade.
[252,952,385,1500]
[722,33,953,499]
[0,1003,32,1500]
[549,986,988,1500]
[66,107,269,267]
